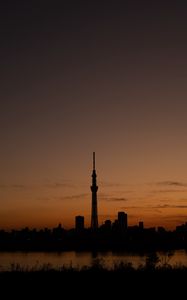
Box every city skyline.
[1,2,187,230]
[1,151,187,230]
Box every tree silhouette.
[145,252,160,270]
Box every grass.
[0,259,186,298]
[2,258,187,274]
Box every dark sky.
[1,1,187,229]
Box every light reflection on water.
[0,250,187,271]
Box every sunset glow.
[1,2,187,230]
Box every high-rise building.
[104,220,112,230]
[139,221,144,230]
[90,152,98,229]
[118,211,128,230]
[75,216,84,230]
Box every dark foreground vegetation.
[0,256,186,298]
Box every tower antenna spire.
[93,152,95,170]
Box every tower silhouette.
[91,152,98,229]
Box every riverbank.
[0,264,186,298]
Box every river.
[0,250,187,271]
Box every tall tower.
[91,152,98,229]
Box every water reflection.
[0,250,187,271]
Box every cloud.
[150,181,187,194]
[98,193,128,202]
[121,204,187,210]
[120,206,144,209]
[157,181,187,187]
[44,181,75,188]
[152,189,187,194]
[154,204,187,209]
[0,184,27,189]
[0,181,75,190]
[103,197,128,202]
[57,193,88,201]
[161,215,187,224]
[36,197,51,202]
[100,181,126,188]
[179,198,187,202]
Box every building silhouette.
[90,152,98,229]
[118,211,128,230]
[139,221,144,230]
[104,220,112,230]
[75,216,84,231]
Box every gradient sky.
[1,1,187,230]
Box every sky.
[1,1,187,230]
